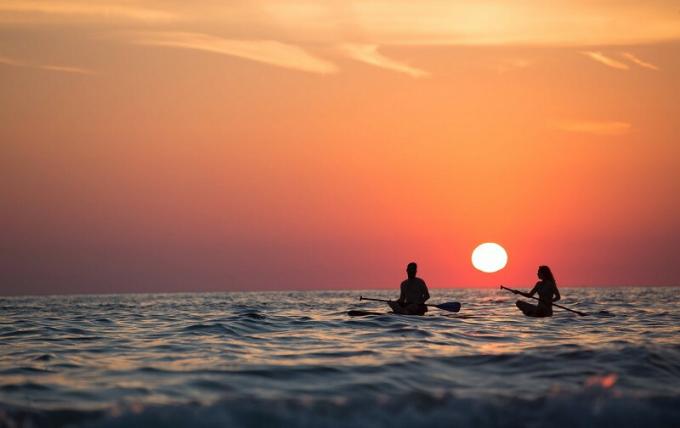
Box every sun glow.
[471,243,508,273]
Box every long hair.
[538,265,557,285]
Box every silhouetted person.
[512,265,561,317]
[389,262,430,315]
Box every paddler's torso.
[400,278,428,304]
[535,280,556,315]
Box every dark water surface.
[1,288,679,427]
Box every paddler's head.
[537,265,555,282]
[406,262,417,279]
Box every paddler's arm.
[422,281,430,302]
[519,283,539,298]
[397,282,406,305]
[553,286,561,302]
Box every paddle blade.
[435,302,461,312]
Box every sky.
[1,1,680,295]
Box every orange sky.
[1,1,679,294]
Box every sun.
[471,243,508,273]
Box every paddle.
[359,296,461,313]
[500,285,588,316]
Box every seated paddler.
[389,262,430,315]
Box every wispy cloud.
[128,32,338,75]
[338,44,429,78]
[39,64,93,74]
[621,52,659,71]
[0,1,176,23]
[3,1,680,47]
[553,120,632,136]
[581,51,629,70]
[0,54,94,74]
[0,55,23,67]
[264,1,680,47]
[495,58,532,74]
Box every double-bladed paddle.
[500,285,588,316]
[359,296,461,313]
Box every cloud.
[263,1,680,47]
[553,120,632,136]
[495,58,532,74]
[38,64,94,74]
[0,54,94,74]
[621,52,659,71]
[6,1,679,47]
[128,32,338,74]
[581,51,629,70]
[338,43,429,78]
[0,1,176,23]
[0,55,23,67]
[0,1,676,80]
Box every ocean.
[1,288,679,427]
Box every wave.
[1,289,679,427]
[181,323,240,336]
[2,388,680,428]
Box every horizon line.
[2,284,678,298]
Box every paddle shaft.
[500,286,587,316]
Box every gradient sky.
[1,1,680,295]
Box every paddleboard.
[347,310,436,317]
[516,301,551,318]
[347,310,385,317]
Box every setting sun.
[471,243,508,273]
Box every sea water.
[1,288,679,427]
